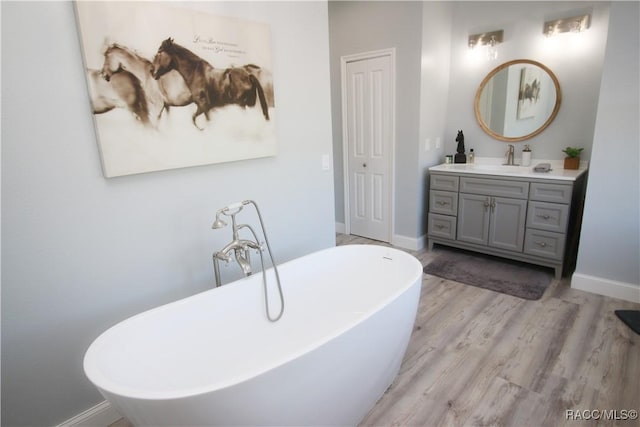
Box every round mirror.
[474,59,561,142]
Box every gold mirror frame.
[474,59,562,142]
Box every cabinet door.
[428,213,457,240]
[431,174,459,192]
[457,193,490,245]
[460,177,529,199]
[524,229,566,260]
[529,182,572,204]
[489,197,527,252]
[527,201,569,233]
[430,190,458,216]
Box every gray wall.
[1,1,335,425]
[443,1,610,161]
[330,1,612,242]
[575,1,640,286]
[329,1,424,240]
[329,0,639,292]
[417,2,453,236]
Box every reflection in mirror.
[475,59,561,142]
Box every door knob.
[363,163,367,167]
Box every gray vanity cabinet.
[427,171,587,278]
[427,175,459,241]
[458,193,527,251]
[523,183,572,261]
[457,177,528,252]
[457,193,490,245]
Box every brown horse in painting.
[151,38,269,130]
[520,78,541,103]
[243,63,274,108]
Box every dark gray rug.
[423,247,553,300]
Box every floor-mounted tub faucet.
[212,203,262,280]
[211,200,285,322]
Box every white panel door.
[345,54,392,242]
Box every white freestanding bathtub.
[84,244,423,426]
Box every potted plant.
[562,147,583,170]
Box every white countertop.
[429,158,588,181]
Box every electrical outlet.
[425,138,431,151]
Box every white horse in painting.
[101,42,193,126]
[86,68,150,125]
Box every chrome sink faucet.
[504,144,518,166]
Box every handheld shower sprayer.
[225,201,249,211]
[211,201,250,230]
[211,215,227,229]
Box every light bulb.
[486,36,498,60]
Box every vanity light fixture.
[543,13,591,37]
[468,30,503,60]
[486,36,499,60]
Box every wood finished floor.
[338,234,640,427]
[111,234,639,427]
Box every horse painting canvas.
[74,2,276,177]
[517,66,542,120]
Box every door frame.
[340,48,396,242]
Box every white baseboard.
[392,233,426,251]
[571,273,640,303]
[335,224,426,252]
[57,400,121,427]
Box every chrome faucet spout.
[235,248,252,275]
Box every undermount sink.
[446,163,530,173]
[430,158,587,181]
[471,164,528,173]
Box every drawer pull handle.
[436,201,450,206]
[435,224,448,230]
[537,214,553,220]
[535,241,552,248]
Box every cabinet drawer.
[524,229,566,260]
[527,201,569,233]
[428,213,457,240]
[529,182,572,203]
[430,190,458,215]
[431,174,459,192]
[460,177,529,199]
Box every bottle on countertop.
[522,145,532,167]
[468,149,475,164]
